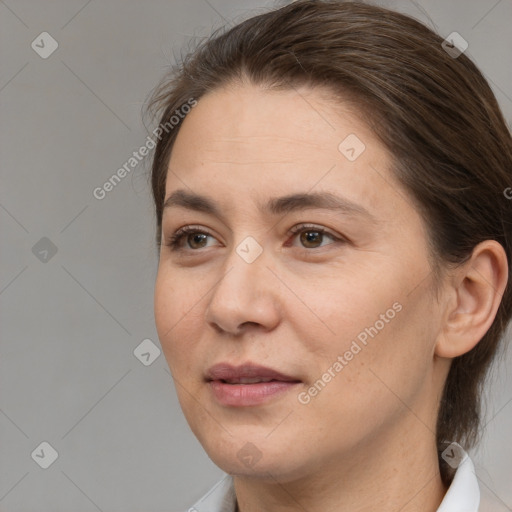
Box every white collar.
[190,475,237,512]
[190,454,480,512]
[437,453,480,511]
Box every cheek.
[154,268,200,370]
[309,287,436,421]
[290,264,403,359]
[296,262,436,402]
[154,270,175,343]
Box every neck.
[233,418,448,512]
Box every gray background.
[0,0,511,511]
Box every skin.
[154,82,508,512]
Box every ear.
[435,240,509,358]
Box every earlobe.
[435,240,508,359]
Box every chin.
[215,455,306,483]
[197,431,315,483]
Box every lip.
[205,362,301,407]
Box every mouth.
[205,363,302,406]
[218,377,285,384]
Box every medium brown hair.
[146,0,512,484]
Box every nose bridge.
[211,238,268,307]
[205,237,280,333]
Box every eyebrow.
[162,189,377,223]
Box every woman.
[148,1,512,510]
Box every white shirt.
[188,454,480,512]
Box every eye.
[287,224,343,249]
[163,223,345,253]
[164,226,219,251]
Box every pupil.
[301,231,321,248]
[189,233,207,248]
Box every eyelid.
[287,223,341,239]
[164,225,220,251]
[286,223,346,248]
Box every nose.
[204,245,281,336]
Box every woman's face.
[154,83,448,482]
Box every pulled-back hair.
[146,0,512,485]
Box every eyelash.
[164,223,345,252]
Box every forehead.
[164,83,417,230]
[169,83,370,164]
